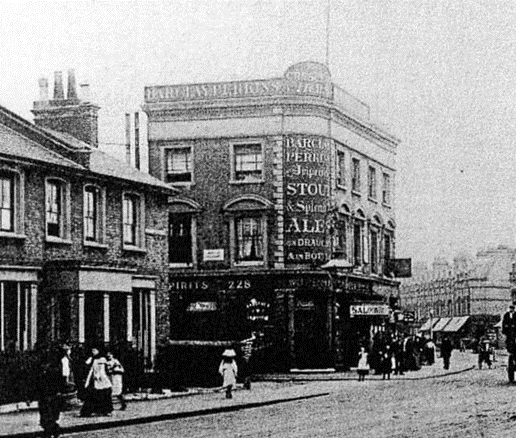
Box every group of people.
[37,344,127,438]
[355,332,455,381]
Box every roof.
[432,317,453,332]
[42,129,175,193]
[442,316,470,333]
[0,123,83,169]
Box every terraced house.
[143,61,400,379]
[0,71,175,366]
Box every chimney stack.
[53,71,64,99]
[38,77,49,101]
[80,83,90,102]
[67,69,78,100]
[33,69,100,148]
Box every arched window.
[169,198,201,267]
[353,209,366,266]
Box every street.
[67,352,516,438]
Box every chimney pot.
[67,69,78,100]
[54,71,64,99]
[38,77,49,101]
[80,83,90,102]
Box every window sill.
[382,202,392,208]
[123,245,147,254]
[0,231,26,240]
[84,241,108,249]
[169,263,194,269]
[351,191,361,197]
[368,197,378,204]
[336,184,347,191]
[45,236,72,245]
[167,181,194,188]
[229,179,265,185]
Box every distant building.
[0,70,175,366]
[143,61,400,374]
[400,246,515,343]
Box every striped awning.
[432,317,453,332]
[419,318,439,332]
[442,316,470,333]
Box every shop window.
[165,147,192,184]
[169,213,193,264]
[122,193,145,249]
[84,185,105,244]
[45,178,70,241]
[352,158,361,193]
[0,282,36,351]
[236,216,264,262]
[336,150,346,188]
[232,143,263,182]
[368,166,377,200]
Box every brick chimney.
[32,70,100,148]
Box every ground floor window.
[0,282,37,351]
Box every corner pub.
[143,61,400,377]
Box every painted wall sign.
[246,298,271,321]
[144,63,333,103]
[350,304,390,317]
[203,249,225,262]
[284,135,333,265]
[187,301,217,312]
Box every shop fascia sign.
[186,301,217,312]
[350,304,390,317]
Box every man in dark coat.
[36,347,65,438]
[502,304,516,354]
[440,336,453,370]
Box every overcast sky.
[1,0,516,265]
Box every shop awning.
[432,317,453,332]
[419,318,439,332]
[494,317,503,328]
[442,316,470,333]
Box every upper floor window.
[236,216,263,262]
[123,193,143,248]
[333,213,349,259]
[382,173,391,205]
[169,214,193,264]
[46,178,70,240]
[370,228,379,274]
[232,143,263,182]
[352,158,361,193]
[84,185,105,244]
[0,173,14,232]
[166,147,192,184]
[368,166,377,199]
[336,151,346,188]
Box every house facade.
[0,71,175,368]
[143,61,400,373]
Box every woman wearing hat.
[219,349,238,399]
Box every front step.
[289,368,336,374]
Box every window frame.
[0,168,24,238]
[83,184,106,247]
[382,172,391,206]
[122,192,146,251]
[368,166,377,200]
[230,141,264,184]
[45,177,71,243]
[336,149,346,189]
[168,213,194,266]
[351,158,361,194]
[234,215,265,264]
[164,145,194,186]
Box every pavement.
[0,350,486,438]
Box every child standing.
[219,349,238,399]
[357,347,370,382]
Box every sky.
[1,0,516,265]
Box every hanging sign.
[350,304,390,317]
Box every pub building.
[143,61,400,376]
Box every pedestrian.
[381,346,393,380]
[392,337,404,375]
[357,346,370,382]
[219,349,238,399]
[425,338,436,365]
[478,335,492,369]
[36,346,65,438]
[440,336,453,370]
[106,351,127,410]
[80,346,113,417]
